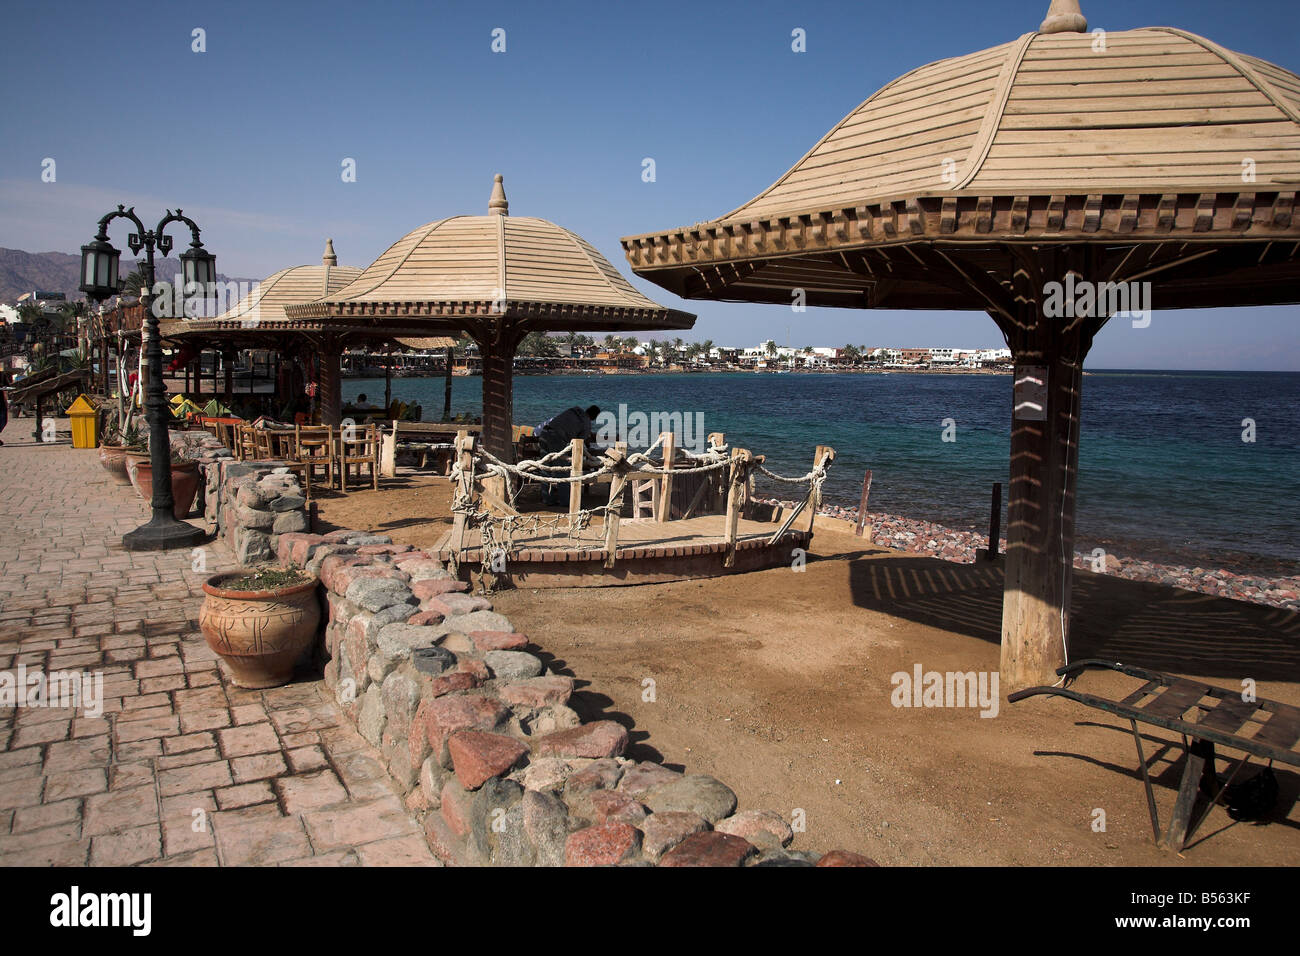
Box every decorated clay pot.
[98,444,132,484]
[124,451,150,496]
[200,573,321,688]
[132,460,201,518]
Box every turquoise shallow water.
[348,370,1300,563]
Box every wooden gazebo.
[162,240,455,418]
[286,175,696,460]
[621,0,1300,689]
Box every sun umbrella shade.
[617,1,1300,691]
[288,177,694,334]
[622,22,1300,313]
[285,176,696,459]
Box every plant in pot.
[132,447,202,518]
[97,411,133,485]
[121,423,151,496]
[200,567,321,688]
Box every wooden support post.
[384,353,392,412]
[657,431,675,522]
[603,442,628,569]
[319,342,342,427]
[723,448,751,568]
[808,446,835,533]
[443,346,454,421]
[478,338,516,464]
[984,481,1002,561]
[449,434,475,562]
[1000,342,1087,691]
[855,470,873,537]
[568,437,584,520]
[1163,742,1213,850]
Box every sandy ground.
[314,472,1300,866]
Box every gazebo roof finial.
[488,174,509,217]
[1039,0,1087,34]
[322,238,337,266]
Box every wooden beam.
[449,433,475,567]
[568,438,584,521]
[998,251,1091,691]
[656,431,675,522]
[855,470,873,538]
[603,442,628,569]
[476,332,517,463]
[723,448,751,568]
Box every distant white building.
[802,347,840,367]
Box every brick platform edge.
[272,529,879,868]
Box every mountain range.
[0,247,254,306]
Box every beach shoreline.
[759,497,1300,614]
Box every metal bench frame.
[1009,659,1300,851]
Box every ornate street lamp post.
[80,205,214,551]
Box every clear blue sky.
[2,0,1298,369]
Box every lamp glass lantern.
[79,237,121,302]
[180,244,216,292]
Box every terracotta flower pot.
[98,444,132,484]
[124,451,150,497]
[132,459,201,518]
[200,573,321,689]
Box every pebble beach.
[759,497,1300,614]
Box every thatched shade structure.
[287,175,695,459]
[621,0,1300,690]
[163,240,456,419]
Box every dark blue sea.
[349,370,1299,567]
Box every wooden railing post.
[808,445,835,533]
[855,469,874,538]
[568,438,585,527]
[603,441,628,569]
[450,433,475,561]
[723,447,751,568]
[657,431,675,522]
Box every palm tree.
[16,302,45,325]
[119,269,147,298]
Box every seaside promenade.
[0,419,436,866]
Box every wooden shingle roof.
[622,2,1300,312]
[162,241,455,349]
[289,176,694,333]
[709,26,1300,221]
[210,240,362,324]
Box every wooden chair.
[235,424,260,461]
[213,421,235,455]
[336,423,380,492]
[253,428,274,460]
[512,424,541,462]
[294,425,334,498]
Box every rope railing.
[445,430,835,578]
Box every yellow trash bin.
[67,394,98,449]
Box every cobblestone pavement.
[0,420,437,866]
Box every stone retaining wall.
[272,529,877,868]
[208,460,310,566]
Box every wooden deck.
[433,514,812,588]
